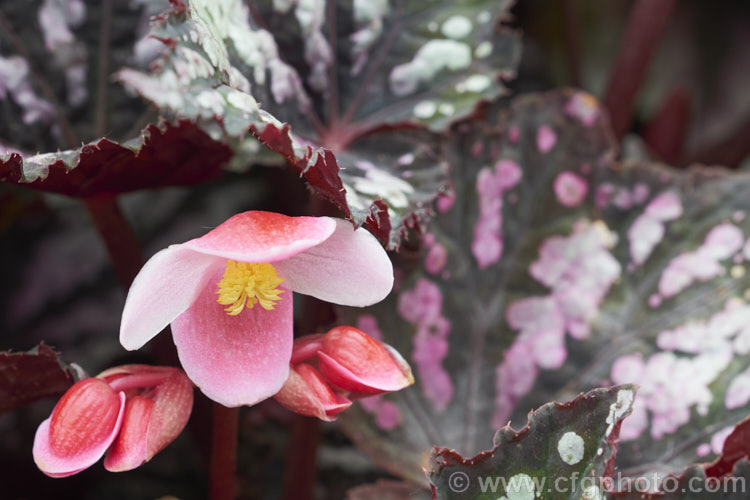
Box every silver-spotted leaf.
[0,121,232,197]
[429,386,635,499]
[117,0,520,247]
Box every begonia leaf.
[0,121,232,197]
[609,461,750,499]
[346,479,430,500]
[339,89,750,486]
[0,343,78,414]
[428,386,635,499]
[117,0,520,247]
[705,415,750,479]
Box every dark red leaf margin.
[0,120,232,197]
[0,343,77,414]
[706,415,750,479]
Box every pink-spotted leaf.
[338,89,750,487]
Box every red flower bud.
[274,326,413,421]
[274,363,351,421]
[33,365,193,477]
[318,326,413,395]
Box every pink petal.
[103,396,153,472]
[273,363,351,421]
[183,211,337,262]
[104,365,193,472]
[103,370,193,472]
[171,270,294,407]
[275,219,393,307]
[120,246,222,350]
[317,326,414,395]
[290,334,325,364]
[96,364,175,380]
[145,370,193,460]
[33,382,126,477]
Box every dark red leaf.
[642,86,691,165]
[363,200,392,248]
[706,416,750,479]
[0,121,232,197]
[0,343,77,414]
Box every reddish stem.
[602,0,678,140]
[281,261,335,500]
[84,196,179,369]
[642,86,691,165]
[210,404,239,500]
[82,195,144,289]
[281,416,321,500]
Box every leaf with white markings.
[609,462,750,499]
[338,89,750,486]
[0,121,232,196]
[117,0,520,246]
[429,386,635,499]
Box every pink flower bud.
[274,363,351,421]
[33,379,125,478]
[104,396,153,472]
[274,326,413,421]
[289,334,325,364]
[102,366,193,472]
[33,365,193,477]
[318,326,414,395]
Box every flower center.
[216,260,285,315]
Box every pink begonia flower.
[274,326,413,421]
[120,212,394,407]
[33,365,192,477]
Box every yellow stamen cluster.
[216,260,285,315]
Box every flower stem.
[281,294,332,500]
[210,403,239,500]
[84,195,180,368]
[642,86,690,165]
[602,0,677,140]
[82,195,144,289]
[281,416,321,500]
